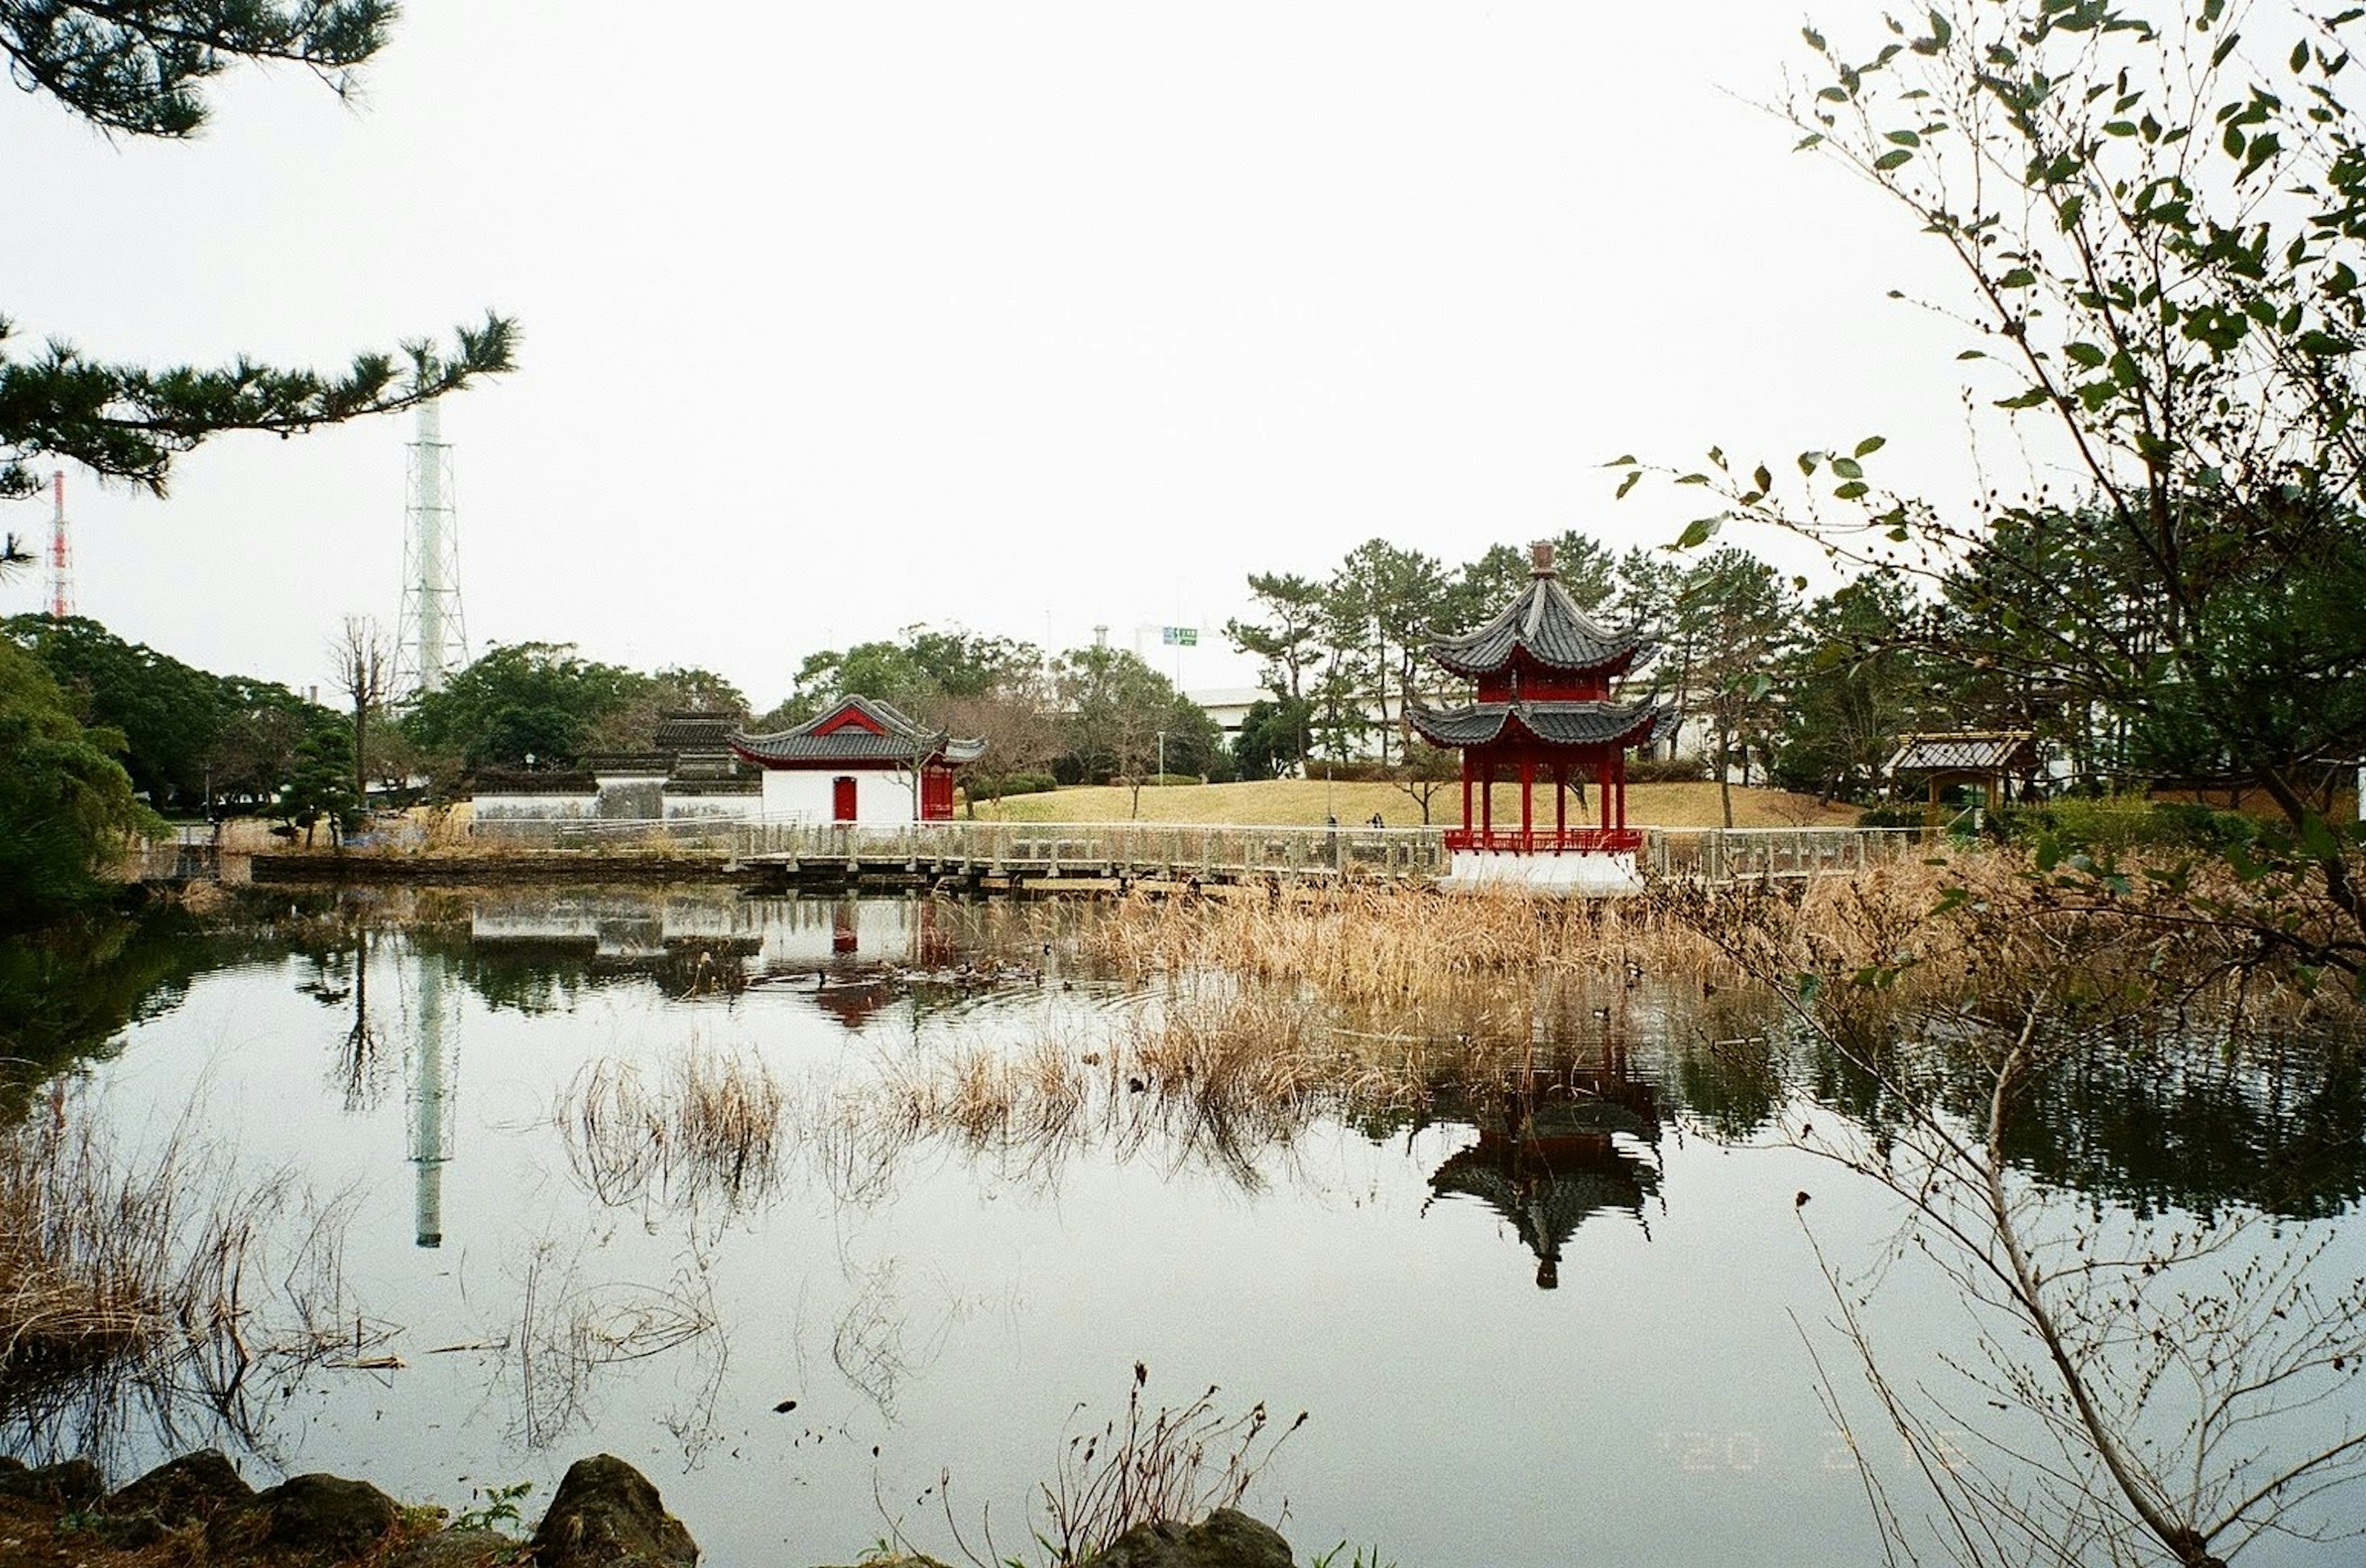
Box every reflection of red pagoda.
[1409,542,1675,893]
[1423,1060,1663,1290]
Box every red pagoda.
[1409,541,1674,892]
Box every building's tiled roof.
[1886,731,2037,774]
[1408,699,1675,751]
[730,694,986,768]
[1428,568,1654,678]
[652,712,738,752]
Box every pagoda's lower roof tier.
[1409,699,1676,751]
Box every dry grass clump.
[1063,848,2343,1041]
[563,1045,788,1212]
[909,1361,1308,1568]
[0,1102,166,1389]
[0,1086,364,1458]
[1070,886,1730,1004]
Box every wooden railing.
[1641,825,1929,884]
[731,819,1452,880]
[457,814,1927,888]
[1445,826,1644,854]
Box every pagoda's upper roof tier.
[1408,698,1677,752]
[1428,568,1654,678]
[730,694,986,766]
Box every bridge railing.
[470,816,747,850]
[1642,825,1930,884]
[732,819,1452,879]
[460,814,1923,885]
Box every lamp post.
[1157,730,1166,781]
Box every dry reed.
[563,1044,788,1213]
[916,1360,1307,1568]
[0,1082,366,1461]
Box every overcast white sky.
[4,1,1987,710]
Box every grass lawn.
[964,778,1863,829]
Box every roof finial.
[1530,539,1556,578]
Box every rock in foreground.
[1084,1508,1295,1568]
[528,1453,700,1567]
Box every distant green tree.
[758,626,1043,734]
[6,615,218,803]
[762,641,930,729]
[1612,547,1699,755]
[1232,697,1311,781]
[1055,645,1204,815]
[1675,548,1795,826]
[1447,532,1617,633]
[901,627,1038,701]
[1225,572,1328,760]
[4,615,329,811]
[1773,576,1932,803]
[402,643,646,773]
[206,678,315,811]
[278,723,358,847]
[583,665,749,753]
[1327,538,1449,765]
[0,638,151,925]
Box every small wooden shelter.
[1885,730,2039,813]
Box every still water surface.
[7,887,2362,1566]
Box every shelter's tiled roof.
[1885,731,2037,774]
[730,695,986,767]
[1408,699,1675,751]
[1428,564,1654,678]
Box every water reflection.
[407,958,457,1248]
[7,884,2366,1567]
[1415,1050,1664,1290]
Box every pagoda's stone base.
[1439,849,1643,896]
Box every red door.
[832,776,858,823]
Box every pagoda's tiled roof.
[730,695,986,767]
[1409,699,1675,751]
[1429,570,1655,678]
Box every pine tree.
[1,1,515,502]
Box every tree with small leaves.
[1617,0,2366,973]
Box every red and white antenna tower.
[47,471,72,620]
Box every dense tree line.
[753,625,1222,805]
[1226,534,1844,793]
[4,615,347,813]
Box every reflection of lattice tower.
[404,956,459,1249]
[395,399,468,694]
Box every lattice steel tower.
[395,399,469,693]
[47,471,71,620]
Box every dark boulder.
[1083,1510,1293,1568]
[0,1458,102,1509]
[207,1473,401,1562]
[107,1448,253,1525]
[527,1454,698,1567]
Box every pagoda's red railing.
[1444,826,1643,855]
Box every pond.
[4,887,2362,1566]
